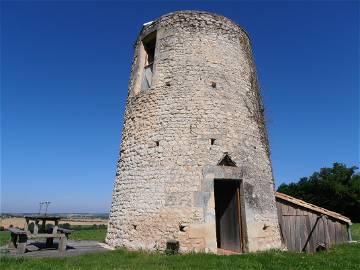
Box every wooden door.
[214,180,242,252]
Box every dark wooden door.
[214,180,242,252]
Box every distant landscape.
[0,213,108,230]
[1,213,108,219]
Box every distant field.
[0,217,108,229]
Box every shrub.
[61,223,72,229]
[278,163,360,222]
[27,222,34,233]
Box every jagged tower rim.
[139,10,251,42]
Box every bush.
[98,224,106,229]
[278,163,360,222]
[27,222,34,233]
[61,223,71,229]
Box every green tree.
[277,163,360,222]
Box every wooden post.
[58,236,67,252]
[53,219,58,234]
[8,233,17,249]
[41,219,46,233]
[34,220,39,235]
[322,216,330,250]
[46,238,54,248]
[236,186,243,252]
[17,235,27,254]
[24,218,29,232]
[347,224,353,241]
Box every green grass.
[351,223,360,241]
[0,231,9,246]
[0,244,359,270]
[69,228,106,242]
[0,226,359,270]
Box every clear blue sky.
[1,1,359,213]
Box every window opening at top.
[141,31,157,90]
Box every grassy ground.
[1,243,359,270]
[351,223,360,240]
[0,231,9,246]
[0,224,359,270]
[69,228,106,242]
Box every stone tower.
[106,11,282,253]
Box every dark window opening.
[155,141,159,147]
[210,138,216,145]
[141,31,157,90]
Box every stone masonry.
[106,11,282,253]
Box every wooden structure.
[214,179,244,253]
[8,215,73,254]
[275,192,351,252]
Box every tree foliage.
[277,163,360,222]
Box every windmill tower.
[106,11,282,253]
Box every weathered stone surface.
[106,10,282,253]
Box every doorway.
[214,179,243,252]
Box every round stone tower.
[106,11,282,253]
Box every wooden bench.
[33,226,74,251]
[8,227,28,254]
[7,226,73,253]
[57,227,74,237]
[53,227,74,250]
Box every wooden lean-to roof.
[275,192,351,224]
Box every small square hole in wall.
[210,138,216,145]
[155,141,159,146]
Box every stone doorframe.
[195,165,249,253]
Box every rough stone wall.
[106,11,282,253]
